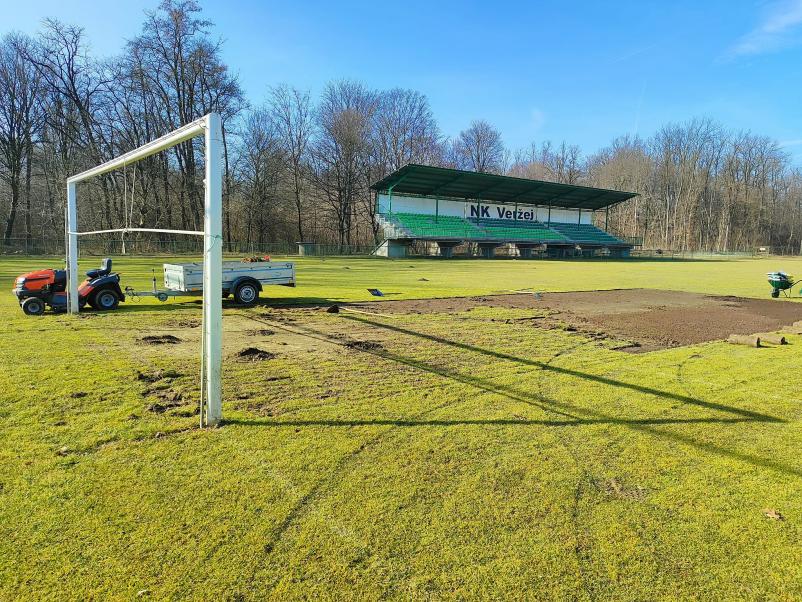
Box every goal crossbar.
[70,228,204,237]
[66,113,224,427]
[67,117,207,184]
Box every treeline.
[1,0,801,254]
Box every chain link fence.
[0,237,376,257]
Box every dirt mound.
[236,347,277,361]
[139,335,181,345]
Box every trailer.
[126,260,295,305]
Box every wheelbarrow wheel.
[771,289,780,298]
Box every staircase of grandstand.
[380,212,626,245]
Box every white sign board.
[377,193,591,224]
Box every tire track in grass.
[539,340,687,598]
[533,338,598,601]
[237,311,506,593]
[236,309,590,595]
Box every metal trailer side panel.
[163,262,295,292]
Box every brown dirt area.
[346,289,802,352]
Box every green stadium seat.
[548,222,625,245]
[467,218,566,241]
[382,213,624,246]
[388,213,484,239]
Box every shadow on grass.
[228,416,763,428]
[241,312,802,479]
[74,295,343,313]
[342,314,777,422]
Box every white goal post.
[66,113,224,427]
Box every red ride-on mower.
[12,258,125,316]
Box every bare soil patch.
[245,328,275,337]
[146,388,184,413]
[172,319,201,328]
[139,334,181,345]
[348,289,802,352]
[344,340,383,351]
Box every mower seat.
[86,258,112,279]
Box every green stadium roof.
[371,164,638,210]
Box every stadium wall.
[377,193,592,225]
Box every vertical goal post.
[65,113,224,427]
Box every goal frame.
[66,113,223,427]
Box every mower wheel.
[234,282,259,305]
[21,297,46,316]
[94,289,120,311]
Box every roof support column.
[435,197,439,222]
[547,205,551,226]
[605,206,610,230]
[577,208,582,225]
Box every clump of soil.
[139,334,181,345]
[236,347,277,361]
[326,305,340,313]
[344,340,383,351]
[173,319,201,328]
[246,328,275,336]
[146,388,184,413]
[136,369,181,383]
[69,391,87,399]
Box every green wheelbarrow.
[767,272,800,298]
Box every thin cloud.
[779,138,802,146]
[609,42,659,65]
[728,0,802,57]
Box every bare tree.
[268,84,313,241]
[310,80,377,247]
[129,0,243,230]
[0,33,44,244]
[451,119,506,173]
[373,88,441,172]
[236,108,284,246]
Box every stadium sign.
[469,204,538,222]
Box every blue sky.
[5,0,802,163]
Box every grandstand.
[371,164,638,258]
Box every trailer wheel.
[234,282,259,305]
[22,297,46,316]
[94,289,120,311]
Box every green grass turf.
[2,254,802,600]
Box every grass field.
[3,255,802,600]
